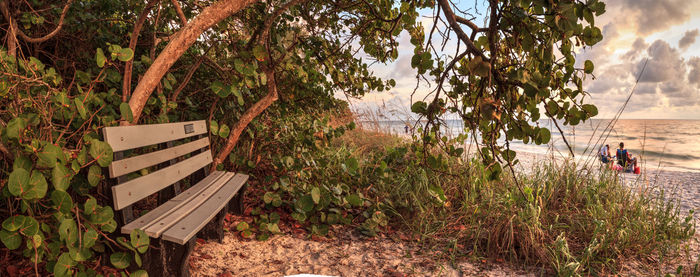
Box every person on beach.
[404,125,409,134]
[616,142,628,168]
[616,142,638,172]
[600,144,611,163]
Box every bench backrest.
[103,120,211,211]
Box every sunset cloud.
[679,29,699,50]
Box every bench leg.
[229,183,247,215]
[200,205,229,243]
[144,237,195,277]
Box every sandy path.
[189,228,536,277]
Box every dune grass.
[332,127,696,276]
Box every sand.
[189,226,538,277]
[189,151,700,276]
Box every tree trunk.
[211,69,278,170]
[127,0,259,123]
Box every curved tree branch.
[127,0,259,124]
[437,0,486,60]
[0,0,75,44]
[211,69,278,170]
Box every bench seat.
[121,171,248,243]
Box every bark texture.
[122,0,160,102]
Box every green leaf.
[211,81,228,98]
[267,223,281,233]
[54,253,76,277]
[298,195,315,212]
[236,222,249,231]
[0,230,21,250]
[69,246,93,261]
[24,170,48,200]
[120,102,133,122]
[131,270,148,277]
[584,60,594,74]
[84,196,97,215]
[263,192,274,204]
[117,48,134,62]
[411,101,428,114]
[3,216,26,232]
[87,165,102,187]
[110,252,131,269]
[130,229,149,254]
[89,140,113,167]
[12,155,32,171]
[74,98,87,120]
[253,45,267,61]
[346,194,362,207]
[19,216,39,237]
[59,218,78,245]
[95,48,106,68]
[90,206,114,225]
[8,168,30,197]
[538,128,552,144]
[83,227,98,249]
[51,190,74,214]
[210,120,219,136]
[52,163,72,191]
[219,124,230,138]
[6,118,27,140]
[582,104,598,117]
[37,143,63,168]
[311,187,321,204]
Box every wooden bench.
[103,120,248,276]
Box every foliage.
[410,0,607,174]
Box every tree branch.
[127,0,260,124]
[170,0,188,26]
[211,69,278,170]
[0,0,75,44]
[123,0,160,102]
[437,0,486,60]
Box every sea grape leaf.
[95,48,106,68]
[8,168,30,197]
[0,230,21,250]
[37,143,64,168]
[19,216,39,237]
[110,252,131,269]
[52,163,72,191]
[219,124,230,138]
[54,253,76,277]
[130,229,149,254]
[2,216,26,232]
[346,194,362,207]
[51,190,74,214]
[24,170,48,200]
[89,140,113,167]
[74,98,87,120]
[6,117,27,140]
[120,102,133,122]
[87,165,102,187]
[584,60,594,74]
[311,187,321,204]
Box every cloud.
[623,38,648,60]
[636,40,685,83]
[689,57,700,87]
[679,29,699,50]
[615,0,698,35]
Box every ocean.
[367,119,700,173]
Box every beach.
[188,150,700,277]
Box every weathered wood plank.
[102,120,207,152]
[111,151,212,210]
[120,171,227,235]
[161,173,249,244]
[108,137,210,178]
[142,172,235,237]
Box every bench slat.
[120,171,227,234]
[109,137,210,178]
[161,174,249,244]
[111,151,212,210]
[103,120,207,152]
[142,172,235,237]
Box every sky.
[342,0,700,120]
